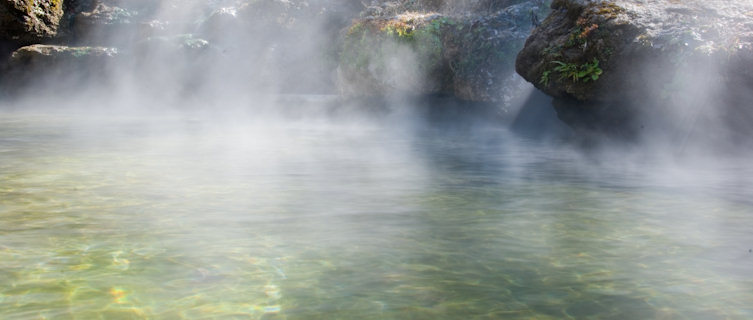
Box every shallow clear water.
[1,110,752,319]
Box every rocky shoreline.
[1,0,751,148]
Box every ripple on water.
[1,113,753,319]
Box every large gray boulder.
[515,0,753,145]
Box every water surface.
[1,110,752,319]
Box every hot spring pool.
[1,110,752,319]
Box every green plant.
[539,70,551,86]
[565,26,585,48]
[552,60,579,81]
[551,58,603,83]
[347,22,365,36]
[580,58,603,82]
[542,45,562,57]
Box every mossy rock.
[0,0,65,44]
[517,0,753,103]
[339,1,551,101]
[338,13,454,96]
[516,0,753,146]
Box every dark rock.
[515,0,753,147]
[511,88,571,139]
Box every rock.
[8,44,118,67]
[338,13,453,96]
[362,0,541,16]
[2,44,118,95]
[134,34,210,58]
[451,3,548,102]
[66,0,204,45]
[126,34,214,100]
[338,1,551,101]
[198,7,242,43]
[71,3,141,45]
[516,0,753,145]
[0,0,64,44]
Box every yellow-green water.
[1,111,752,319]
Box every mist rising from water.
[1,0,751,174]
[2,4,753,316]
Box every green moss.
[542,45,563,58]
[413,19,446,67]
[347,22,365,36]
[71,47,93,58]
[339,16,453,85]
[384,23,415,41]
[565,26,586,48]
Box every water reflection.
[1,111,752,319]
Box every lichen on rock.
[0,0,65,44]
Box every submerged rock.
[515,0,753,146]
[0,0,65,44]
[338,1,550,102]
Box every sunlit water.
[1,108,752,319]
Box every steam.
[1,1,351,114]
[626,49,732,156]
[1,4,753,318]
[1,0,750,167]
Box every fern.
[539,70,551,86]
[551,58,603,83]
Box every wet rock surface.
[1,0,553,102]
[515,0,753,145]
[0,0,64,44]
[338,1,550,102]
